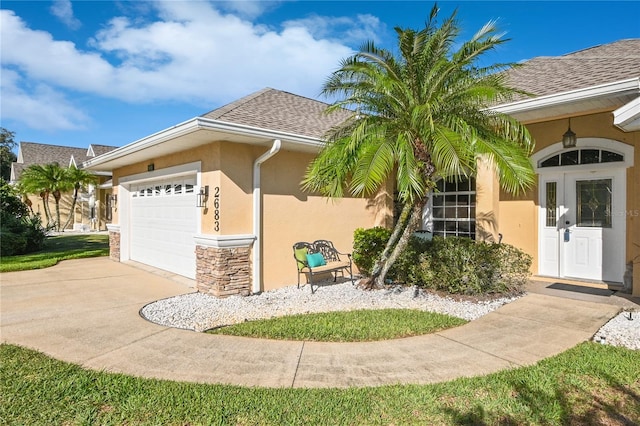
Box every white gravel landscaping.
[592,310,640,350]
[141,281,518,332]
[140,281,639,350]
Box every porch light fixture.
[562,118,577,149]
[196,185,209,208]
[109,194,117,205]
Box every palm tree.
[302,5,535,288]
[61,166,98,231]
[19,163,71,231]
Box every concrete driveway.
[0,257,622,388]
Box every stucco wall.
[495,111,638,293]
[630,131,639,296]
[110,140,392,292]
[24,183,112,231]
[260,150,389,291]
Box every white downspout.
[252,139,281,294]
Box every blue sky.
[2,1,639,150]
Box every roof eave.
[492,77,640,120]
[613,97,640,132]
[82,117,326,172]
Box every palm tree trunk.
[53,190,62,231]
[23,196,34,215]
[374,199,424,287]
[62,184,80,231]
[40,192,52,226]
[366,201,413,281]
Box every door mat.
[547,283,614,297]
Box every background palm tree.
[19,163,71,231]
[61,166,98,231]
[303,5,535,287]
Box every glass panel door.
[576,179,612,228]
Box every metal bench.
[293,240,354,293]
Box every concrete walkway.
[0,257,627,388]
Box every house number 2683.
[213,187,220,231]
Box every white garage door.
[129,176,198,279]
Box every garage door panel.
[130,180,197,279]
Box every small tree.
[19,163,72,231]
[0,180,46,256]
[0,128,17,182]
[303,5,535,288]
[61,166,98,231]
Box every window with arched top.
[539,149,624,168]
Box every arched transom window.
[539,149,624,168]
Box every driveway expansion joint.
[81,327,174,365]
[434,332,523,368]
[290,341,306,388]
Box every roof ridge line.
[200,88,274,119]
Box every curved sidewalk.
[0,257,622,388]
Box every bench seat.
[293,240,354,293]
[301,260,351,274]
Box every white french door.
[539,169,625,283]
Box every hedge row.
[353,227,531,296]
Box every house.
[83,89,391,296]
[84,39,640,298]
[486,39,639,295]
[11,142,118,231]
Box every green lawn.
[1,343,638,425]
[0,233,109,272]
[208,309,467,341]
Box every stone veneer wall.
[109,231,120,261]
[196,245,251,297]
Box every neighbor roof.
[201,88,352,139]
[11,142,118,182]
[504,39,640,101]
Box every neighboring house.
[84,39,640,298]
[11,142,118,231]
[83,89,391,296]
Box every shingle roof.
[89,144,119,156]
[11,142,118,181]
[504,39,640,101]
[17,142,89,167]
[201,88,352,139]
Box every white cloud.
[0,68,89,131]
[215,0,282,20]
[283,13,385,45]
[50,0,82,30]
[0,3,368,129]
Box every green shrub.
[353,227,531,295]
[352,227,430,282]
[22,215,47,252]
[0,181,47,256]
[0,226,27,256]
[415,236,531,295]
[0,180,29,219]
[353,227,391,276]
[493,243,533,292]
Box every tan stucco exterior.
[25,178,113,232]
[110,139,391,292]
[476,111,639,295]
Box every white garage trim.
[194,233,256,248]
[119,161,201,184]
[118,162,202,279]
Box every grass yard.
[1,342,638,425]
[207,309,467,341]
[0,233,109,272]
